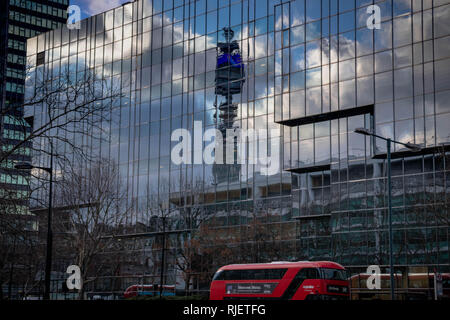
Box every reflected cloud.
[73,0,125,18]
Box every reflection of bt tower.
[213,28,245,184]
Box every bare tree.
[0,53,123,298]
[186,221,237,290]
[173,177,209,294]
[137,174,212,295]
[53,157,128,299]
[0,63,122,165]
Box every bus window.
[302,268,320,279]
[213,268,288,281]
[212,270,223,281]
[321,268,347,281]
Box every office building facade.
[0,0,68,211]
[0,0,68,298]
[26,0,450,298]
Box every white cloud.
[79,0,124,16]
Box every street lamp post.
[159,215,166,299]
[355,128,420,300]
[15,152,53,300]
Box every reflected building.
[25,0,450,297]
[1,0,69,214]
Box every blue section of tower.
[217,52,244,69]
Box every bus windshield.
[320,268,347,281]
[212,268,288,281]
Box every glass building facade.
[1,0,68,110]
[1,0,68,213]
[0,0,68,298]
[26,0,450,298]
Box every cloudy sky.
[70,0,130,20]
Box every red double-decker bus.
[210,261,349,300]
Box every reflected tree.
[53,157,128,299]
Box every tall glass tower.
[26,0,450,298]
